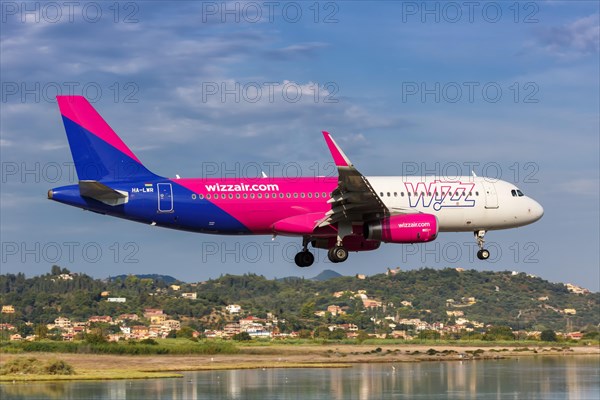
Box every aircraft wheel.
[295,251,314,267]
[328,246,348,263]
[477,249,490,260]
[327,247,339,263]
[294,252,302,266]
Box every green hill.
[0,266,597,333]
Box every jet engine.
[364,214,438,243]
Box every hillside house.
[54,317,72,328]
[1,305,15,314]
[88,316,113,324]
[327,305,345,316]
[143,309,164,318]
[226,304,241,314]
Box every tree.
[418,330,441,340]
[540,329,557,342]
[313,326,331,339]
[329,328,347,340]
[300,301,315,319]
[297,329,312,339]
[232,332,251,341]
[176,326,196,339]
[484,326,515,341]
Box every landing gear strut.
[294,237,315,267]
[475,230,490,260]
[327,222,350,263]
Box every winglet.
[322,131,353,167]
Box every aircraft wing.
[316,132,389,228]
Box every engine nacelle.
[364,214,438,243]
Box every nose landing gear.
[475,230,490,260]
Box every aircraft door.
[481,181,499,209]
[157,183,173,213]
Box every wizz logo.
[405,181,476,211]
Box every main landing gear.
[475,230,490,260]
[294,237,315,267]
[293,237,350,267]
[327,246,348,263]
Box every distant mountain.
[108,274,179,284]
[311,269,343,281]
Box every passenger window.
[475,191,479,196]
[407,192,411,197]
[387,192,391,197]
[228,194,233,199]
[243,193,248,199]
[236,194,240,199]
[293,193,298,198]
[206,194,211,199]
[428,192,432,196]
[221,194,226,199]
[401,192,405,197]
[315,193,319,198]
[199,194,204,199]
[394,192,397,197]
[322,192,327,198]
[308,192,312,198]
[279,193,284,198]
[250,193,255,199]
[301,193,305,198]
[264,193,269,199]
[257,193,262,199]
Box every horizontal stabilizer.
[79,180,129,206]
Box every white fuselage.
[368,176,544,232]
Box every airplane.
[48,96,544,267]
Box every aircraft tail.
[57,96,160,182]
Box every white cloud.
[528,14,599,59]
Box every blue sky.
[1,1,598,290]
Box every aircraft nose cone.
[528,199,544,222]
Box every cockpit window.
[511,189,517,197]
[516,189,524,197]
[512,189,524,197]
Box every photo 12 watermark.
[399,241,540,264]
[1,81,140,104]
[1,1,140,24]
[400,162,540,184]
[197,240,540,265]
[1,241,140,264]
[201,1,339,24]
[401,81,540,104]
[400,1,540,24]
[200,81,339,104]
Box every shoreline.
[1,344,598,382]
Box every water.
[2,357,598,399]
